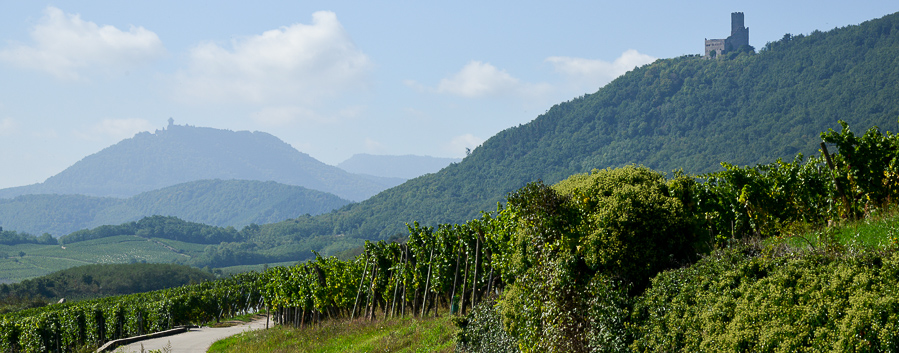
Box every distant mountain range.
[0,124,403,202]
[337,154,461,179]
[0,179,351,237]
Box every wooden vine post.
[420,245,435,317]
[351,252,370,320]
[470,235,480,309]
[450,234,462,315]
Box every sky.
[0,1,895,189]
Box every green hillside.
[0,263,214,313]
[0,124,402,201]
[0,214,359,282]
[267,11,899,240]
[0,179,351,236]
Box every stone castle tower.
[705,12,749,57]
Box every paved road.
[116,317,269,353]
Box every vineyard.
[0,120,898,352]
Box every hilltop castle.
[705,12,749,58]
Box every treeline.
[60,215,241,245]
[55,215,360,269]
[0,228,56,246]
[0,263,214,314]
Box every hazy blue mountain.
[0,124,402,202]
[337,154,462,180]
[0,179,351,236]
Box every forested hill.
[270,11,899,240]
[0,125,401,202]
[0,179,351,236]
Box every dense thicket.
[0,179,351,237]
[258,11,899,241]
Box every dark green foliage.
[0,179,351,237]
[59,215,241,245]
[0,230,57,246]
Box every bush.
[495,166,703,352]
[455,299,518,353]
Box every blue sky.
[0,1,895,189]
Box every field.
[0,235,202,282]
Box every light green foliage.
[699,154,835,241]
[823,120,899,215]
[632,247,899,352]
[554,166,700,286]
[496,166,701,352]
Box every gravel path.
[115,317,269,353]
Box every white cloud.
[436,61,521,98]
[546,49,656,89]
[251,105,365,126]
[409,61,551,99]
[0,118,18,136]
[251,106,318,126]
[175,11,371,104]
[0,6,164,80]
[364,138,385,153]
[445,133,484,156]
[79,118,153,141]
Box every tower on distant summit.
[705,12,749,58]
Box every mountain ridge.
[0,124,402,202]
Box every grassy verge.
[208,313,457,353]
[764,208,899,251]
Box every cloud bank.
[0,6,164,80]
[175,11,371,105]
